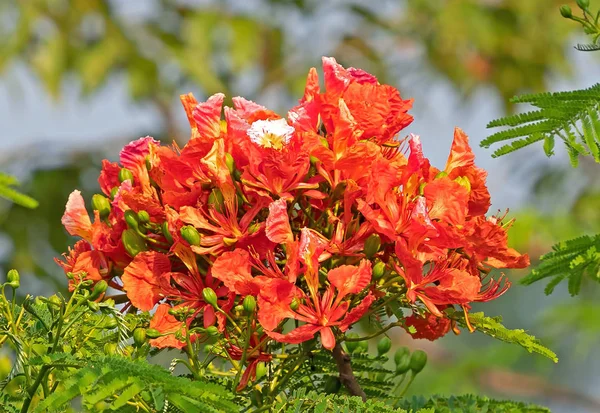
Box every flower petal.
[122,251,171,311]
[62,190,93,241]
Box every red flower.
[148,304,189,349]
[404,312,452,341]
[121,251,171,311]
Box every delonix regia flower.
[56,57,528,390]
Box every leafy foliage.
[483,83,600,164]
[397,394,551,413]
[447,310,558,363]
[521,234,600,296]
[274,389,410,413]
[0,172,38,209]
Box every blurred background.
[1,1,599,412]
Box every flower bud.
[345,333,359,353]
[356,340,368,354]
[243,295,256,313]
[290,298,300,311]
[202,288,218,307]
[87,301,100,312]
[48,295,62,308]
[102,319,118,329]
[137,210,150,224]
[225,153,240,179]
[180,225,201,246]
[208,189,224,213]
[454,176,471,192]
[118,168,134,183]
[122,229,147,257]
[560,5,572,18]
[435,171,448,179]
[89,280,108,300]
[364,234,381,258]
[377,336,392,356]
[104,343,117,354]
[6,269,20,289]
[110,186,119,199]
[372,261,386,280]
[255,362,267,381]
[92,194,111,220]
[576,0,589,10]
[124,210,139,230]
[394,347,410,367]
[409,350,427,374]
[205,326,219,336]
[145,328,162,339]
[133,328,147,346]
[161,222,174,244]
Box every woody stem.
[331,342,367,401]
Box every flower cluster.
[56,57,528,388]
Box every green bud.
[102,319,118,329]
[208,189,224,213]
[89,280,108,300]
[364,234,381,258]
[205,326,219,336]
[372,261,386,280]
[560,5,572,18]
[377,336,392,356]
[161,222,174,244]
[394,347,410,366]
[124,210,139,230]
[110,187,119,199]
[576,0,589,10]
[6,269,20,289]
[243,295,256,313]
[121,229,147,257]
[435,171,448,179]
[118,168,134,183]
[137,210,150,224]
[202,288,218,307]
[454,176,471,192]
[133,328,147,346]
[225,153,236,175]
[180,225,201,246]
[87,301,100,312]
[290,298,300,311]
[255,362,267,381]
[91,194,111,220]
[104,343,117,354]
[323,376,342,394]
[345,333,359,353]
[48,295,62,308]
[409,350,427,374]
[309,155,319,166]
[145,328,161,339]
[356,340,369,354]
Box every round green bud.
[345,333,360,353]
[124,210,139,230]
[394,347,410,366]
[559,5,572,18]
[137,210,150,224]
[48,295,62,308]
[372,261,386,280]
[255,362,267,381]
[396,355,411,375]
[87,301,100,312]
[89,280,108,300]
[290,298,300,311]
[180,225,201,246]
[409,350,428,374]
[364,234,381,258]
[377,336,392,356]
[576,0,589,10]
[243,295,256,313]
[205,326,219,336]
[145,328,161,339]
[118,168,134,183]
[202,288,218,307]
[161,222,174,244]
[104,343,117,355]
[133,328,147,346]
[6,269,20,289]
[91,194,111,220]
[323,376,342,394]
[121,229,147,257]
[110,187,119,199]
[356,340,368,354]
[102,319,118,329]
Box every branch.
[331,342,367,401]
